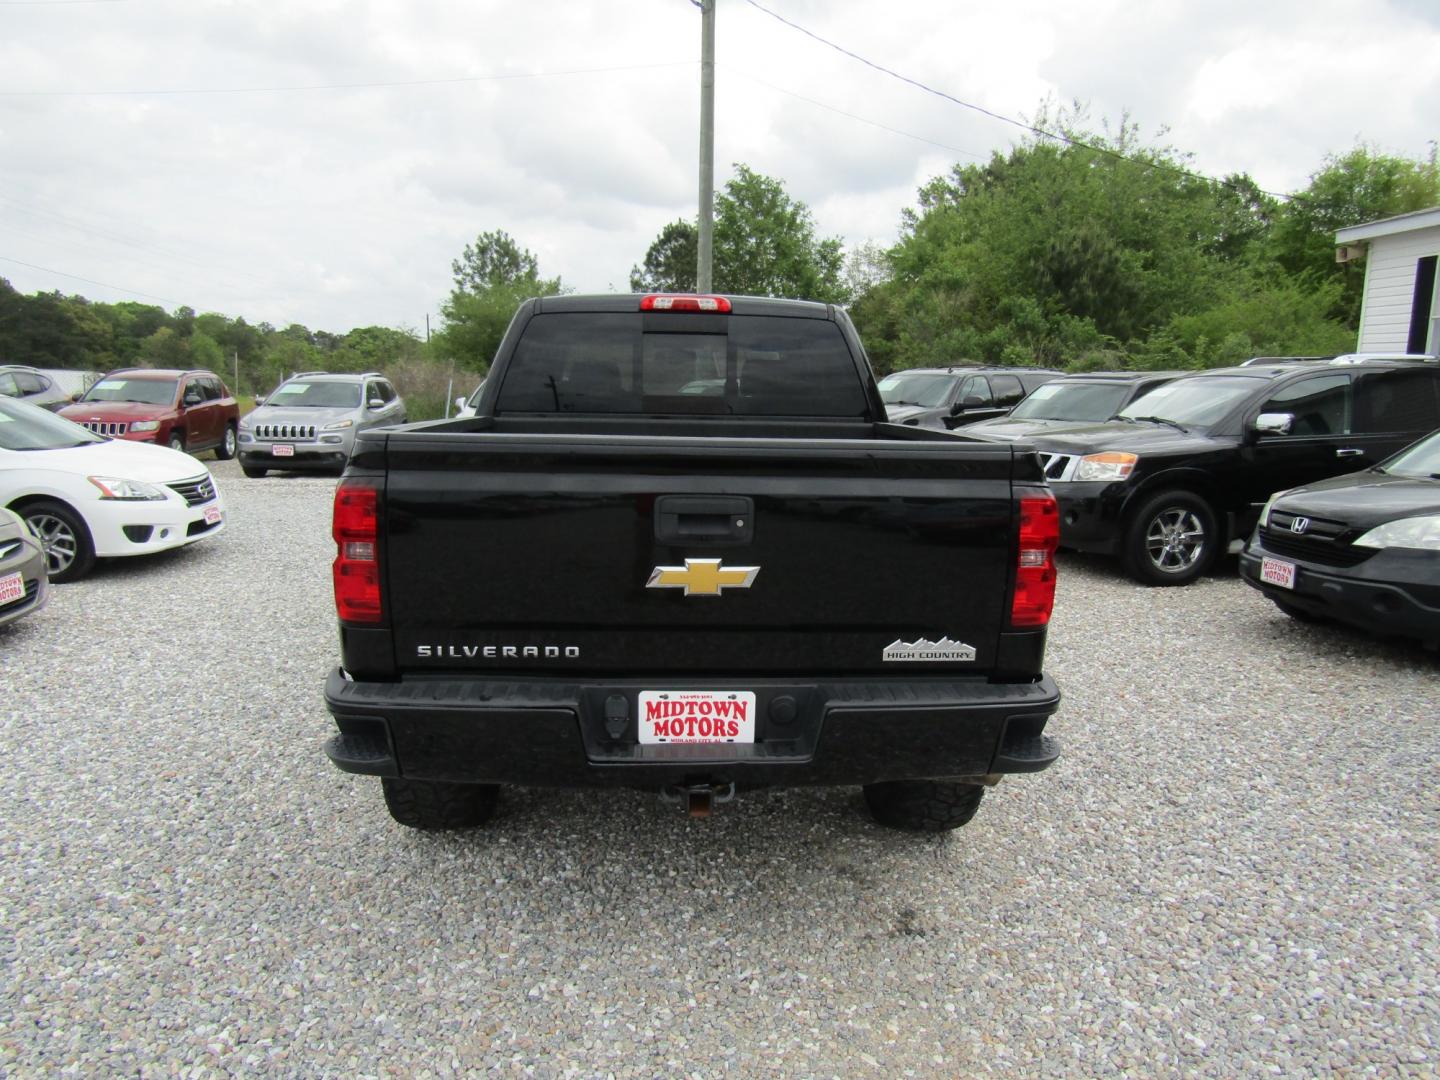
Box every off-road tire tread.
[863,780,985,833]
[381,778,499,830]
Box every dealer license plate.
[0,571,23,605]
[272,444,294,457]
[1260,556,1296,590]
[638,690,757,745]
[203,504,222,525]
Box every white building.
[1336,207,1440,358]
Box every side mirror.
[368,398,385,409]
[254,396,266,406]
[183,391,203,406]
[1253,412,1294,438]
[455,396,467,409]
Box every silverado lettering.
[323,293,1063,835]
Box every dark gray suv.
[237,372,405,477]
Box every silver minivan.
[237,372,406,477]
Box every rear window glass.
[495,313,867,416]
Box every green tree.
[1269,146,1440,324]
[632,165,849,303]
[858,106,1287,370]
[434,231,563,370]
[451,230,558,295]
[629,220,698,293]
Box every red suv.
[59,369,240,459]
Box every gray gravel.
[1,458,1436,1077]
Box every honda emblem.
[1290,516,1310,534]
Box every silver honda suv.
[237,372,406,477]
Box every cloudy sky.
[2,0,1437,335]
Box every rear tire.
[863,780,985,833]
[1121,490,1218,586]
[381,778,499,830]
[216,424,238,460]
[23,499,97,583]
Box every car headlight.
[1353,514,1440,551]
[323,419,354,431]
[1258,490,1290,529]
[87,475,168,501]
[130,420,160,432]
[239,416,254,430]
[1074,452,1138,482]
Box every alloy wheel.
[29,512,79,577]
[1144,507,1206,574]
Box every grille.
[80,420,128,437]
[1259,524,1374,568]
[1039,452,1077,481]
[0,578,39,613]
[254,423,317,441]
[166,474,217,506]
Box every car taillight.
[640,294,732,313]
[1012,493,1059,627]
[333,478,381,624]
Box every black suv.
[877,366,1062,429]
[1019,358,1440,585]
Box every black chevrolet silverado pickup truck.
[323,294,1061,833]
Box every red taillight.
[640,294,732,313]
[1012,493,1059,627]
[333,479,381,624]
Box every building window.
[1408,255,1437,355]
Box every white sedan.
[0,396,225,582]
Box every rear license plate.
[272,444,294,457]
[203,505,222,525]
[638,690,757,745]
[1260,556,1296,590]
[0,571,23,604]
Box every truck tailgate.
[381,431,1022,676]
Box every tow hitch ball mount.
[660,781,736,818]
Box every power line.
[740,0,1293,202]
[0,255,181,304]
[724,64,986,162]
[0,61,692,98]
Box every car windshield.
[1114,375,1261,428]
[81,376,178,406]
[0,396,105,450]
[1009,381,1131,421]
[268,381,362,408]
[877,372,959,408]
[1378,430,1440,478]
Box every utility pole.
[697,0,716,293]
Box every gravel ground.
[1,458,1436,1077]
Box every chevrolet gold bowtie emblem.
[646,558,760,597]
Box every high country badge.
[883,637,977,662]
[646,558,759,597]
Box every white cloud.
[0,0,1434,332]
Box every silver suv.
[238,372,405,477]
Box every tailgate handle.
[655,496,754,545]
